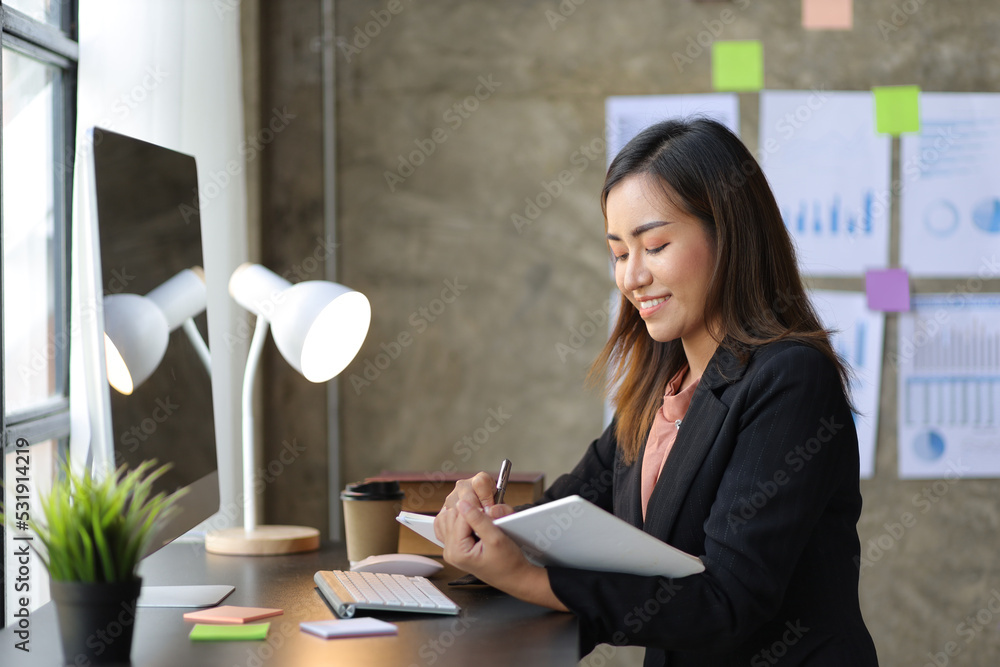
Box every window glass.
[2,48,61,413]
[4,438,58,614]
[3,0,62,28]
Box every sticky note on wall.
[802,0,853,30]
[865,269,911,312]
[873,85,921,135]
[712,41,764,92]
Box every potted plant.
[2,460,185,664]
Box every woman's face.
[605,174,717,349]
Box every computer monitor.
[75,128,231,605]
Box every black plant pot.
[49,577,142,665]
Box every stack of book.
[364,470,545,555]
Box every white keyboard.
[314,570,461,618]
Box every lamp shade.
[229,263,371,382]
[103,293,170,395]
[102,268,208,394]
[272,282,371,382]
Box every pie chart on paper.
[972,198,1000,234]
[912,430,946,462]
[923,199,959,237]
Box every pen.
[493,459,512,505]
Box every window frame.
[0,1,79,628]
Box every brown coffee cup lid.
[340,480,404,501]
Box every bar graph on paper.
[759,91,890,276]
[898,295,1000,479]
[811,290,884,479]
[782,191,874,238]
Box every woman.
[434,118,879,666]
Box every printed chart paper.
[810,290,885,478]
[605,94,739,167]
[897,295,1000,479]
[760,91,891,276]
[900,93,1000,276]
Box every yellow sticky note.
[873,85,921,135]
[802,0,853,30]
[712,41,764,92]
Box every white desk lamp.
[205,263,371,555]
[103,267,210,395]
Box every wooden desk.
[0,541,579,666]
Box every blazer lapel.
[642,346,748,539]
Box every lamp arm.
[182,318,212,374]
[242,314,271,534]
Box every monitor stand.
[137,585,235,608]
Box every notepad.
[190,623,270,641]
[300,618,398,639]
[398,495,704,578]
[183,605,283,624]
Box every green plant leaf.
[6,459,185,583]
[91,504,116,582]
[73,522,97,583]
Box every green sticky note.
[712,41,764,92]
[873,85,921,135]
[190,622,270,641]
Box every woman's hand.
[437,500,526,583]
[434,471,513,552]
[435,495,569,612]
[437,472,509,518]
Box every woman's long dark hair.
[590,118,852,463]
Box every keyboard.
[314,570,461,619]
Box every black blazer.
[541,341,879,667]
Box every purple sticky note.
[865,269,911,312]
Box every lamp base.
[205,525,320,556]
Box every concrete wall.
[255,1,1000,664]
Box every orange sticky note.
[803,0,853,30]
[183,605,283,624]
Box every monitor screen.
[85,127,220,555]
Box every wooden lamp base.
[205,525,320,555]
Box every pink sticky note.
[865,269,910,312]
[802,0,853,30]
[183,605,283,624]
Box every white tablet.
[398,495,704,578]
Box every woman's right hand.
[434,472,512,543]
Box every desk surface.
[1,541,579,666]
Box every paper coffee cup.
[341,481,405,564]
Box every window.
[1,3,78,625]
